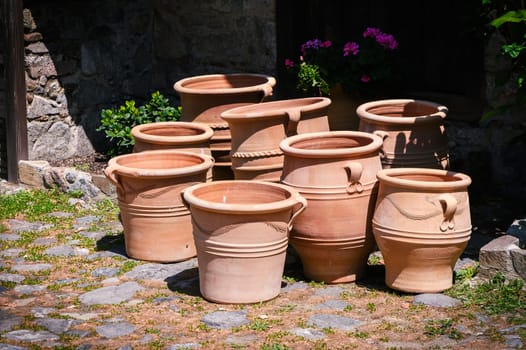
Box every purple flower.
[363,27,381,39]
[375,33,398,50]
[284,58,295,68]
[321,40,332,48]
[300,39,330,54]
[343,41,360,57]
[360,74,371,83]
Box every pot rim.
[356,99,448,125]
[183,180,303,213]
[220,97,331,120]
[106,149,214,178]
[376,167,471,190]
[131,121,214,145]
[173,73,276,95]
[279,130,383,158]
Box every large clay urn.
[279,131,383,283]
[372,168,472,293]
[356,99,449,169]
[173,73,277,180]
[104,150,214,262]
[182,180,307,304]
[131,121,214,181]
[220,97,331,181]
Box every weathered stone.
[4,329,59,342]
[79,281,145,305]
[11,264,53,273]
[7,219,52,233]
[313,299,351,311]
[95,322,136,339]
[307,314,363,331]
[290,328,326,340]
[18,160,51,188]
[26,95,66,120]
[0,311,23,332]
[24,32,44,42]
[201,311,249,329]
[479,235,521,280]
[26,42,49,54]
[23,9,37,31]
[413,294,461,308]
[25,54,57,79]
[124,260,198,281]
[510,249,526,281]
[36,318,77,334]
[91,174,116,197]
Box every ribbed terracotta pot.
[104,150,214,262]
[131,121,214,181]
[372,168,472,293]
[173,73,277,180]
[280,131,383,283]
[182,180,307,304]
[220,97,331,182]
[356,99,449,169]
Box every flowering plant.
[285,27,399,96]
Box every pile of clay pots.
[104,73,472,304]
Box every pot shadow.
[165,267,201,297]
[95,233,128,258]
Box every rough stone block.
[91,174,116,198]
[18,160,51,188]
[478,235,521,280]
[511,249,526,281]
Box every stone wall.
[21,0,277,161]
[0,12,6,179]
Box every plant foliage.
[98,91,182,156]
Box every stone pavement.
[0,183,525,349]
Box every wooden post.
[2,0,27,183]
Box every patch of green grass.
[261,343,291,350]
[265,330,290,342]
[119,260,139,274]
[277,304,296,313]
[89,198,120,222]
[308,280,325,288]
[349,331,369,339]
[0,223,7,232]
[366,302,376,313]
[0,188,77,221]
[424,318,462,339]
[312,340,328,350]
[249,319,269,331]
[446,272,526,315]
[22,245,50,262]
[454,262,480,283]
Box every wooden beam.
[3,0,27,183]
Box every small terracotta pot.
[182,180,307,304]
[173,73,277,180]
[372,168,472,293]
[104,150,214,262]
[131,121,214,181]
[280,131,383,283]
[220,97,331,181]
[356,99,449,169]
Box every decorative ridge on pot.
[105,150,214,181]
[173,73,276,98]
[356,99,448,125]
[221,97,330,118]
[131,121,214,147]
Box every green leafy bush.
[98,91,182,156]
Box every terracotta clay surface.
[356,99,449,169]
[182,180,307,304]
[280,131,383,283]
[104,150,214,262]
[372,167,472,293]
[221,97,331,181]
[173,74,276,180]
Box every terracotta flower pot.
[220,97,331,181]
[173,73,277,180]
[327,83,364,131]
[356,99,449,169]
[131,121,214,181]
[279,131,383,283]
[182,180,307,304]
[104,150,214,262]
[372,168,472,293]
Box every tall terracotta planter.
[173,73,277,180]
[182,180,307,304]
[356,99,449,169]
[279,131,383,283]
[104,150,214,262]
[372,168,472,293]
[131,121,214,181]
[327,84,363,131]
[220,97,331,181]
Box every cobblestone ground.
[0,181,524,349]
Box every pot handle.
[344,162,363,194]
[259,84,274,102]
[288,194,308,232]
[286,109,301,136]
[373,130,389,141]
[438,193,457,231]
[103,166,124,192]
